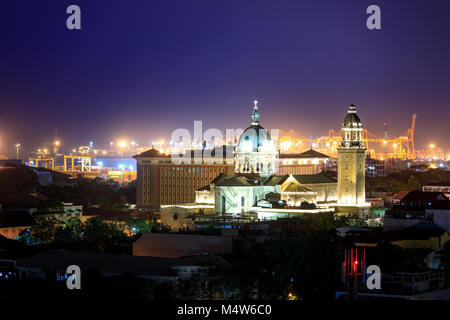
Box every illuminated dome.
[237,100,276,154]
[235,100,278,177]
[237,124,276,153]
[342,104,362,128]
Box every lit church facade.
[148,101,370,229]
[191,102,340,221]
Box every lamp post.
[15,143,21,159]
[118,141,127,184]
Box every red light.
[354,260,358,265]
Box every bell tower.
[337,104,367,206]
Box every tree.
[227,227,341,301]
[407,175,421,190]
[30,216,59,244]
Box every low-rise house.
[133,233,233,258]
[0,211,35,239]
[16,250,232,289]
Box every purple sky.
[1,0,449,156]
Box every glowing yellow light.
[429,143,435,149]
[393,144,397,148]
[118,141,127,148]
[55,140,60,146]
[383,140,387,144]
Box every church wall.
[216,185,280,215]
[301,183,337,202]
[281,193,316,206]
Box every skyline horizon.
[1,0,449,156]
[0,101,439,158]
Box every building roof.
[215,173,265,187]
[16,250,232,278]
[214,172,336,187]
[134,146,235,161]
[283,182,312,193]
[263,174,289,186]
[401,191,446,202]
[83,207,154,220]
[196,173,231,191]
[279,149,330,159]
[342,104,362,128]
[392,190,411,200]
[293,173,337,184]
[344,223,446,244]
[0,211,35,228]
[133,148,171,158]
[425,181,450,187]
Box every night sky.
[1,0,450,156]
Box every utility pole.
[15,143,21,159]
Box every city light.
[15,143,21,159]
[118,141,127,148]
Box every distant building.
[16,250,232,298]
[365,156,385,177]
[0,211,35,239]
[385,158,409,174]
[278,149,329,175]
[31,167,71,186]
[392,191,447,210]
[134,147,235,211]
[423,181,450,199]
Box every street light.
[118,141,127,184]
[15,143,21,159]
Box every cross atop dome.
[251,99,260,125]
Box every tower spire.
[251,99,260,125]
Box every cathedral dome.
[237,124,276,153]
[236,100,276,154]
[342,104,362,128]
